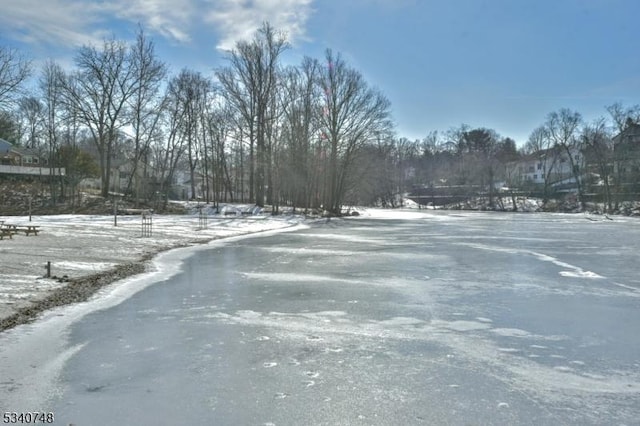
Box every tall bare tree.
[318,49,393,215]
[279,58,321,211]
[125,28,167,203]
[17,96,43,149]
[154,83,188,208]
[525,125,561,202]
[606,102,640,207]
[39,60,66,203]
[216,22,288,207]
[546,108,585,208]
[205,102,234,205]
[582,118,613,212]
[168,69,212,199]
[62,38,139,197]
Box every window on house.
[537,163,542,170]
[528,166,534,172]
[533,174,538,180]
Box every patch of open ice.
[553,366,574,373]
[530,344,548,349]
[497,347,520,353]
[491,328,531,338]
[436,320,492,332]
[379,317,426,326]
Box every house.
[0,138,22,165]
[0,138,65,177]
[19,148,48,167]
[612,120,640,191]
[509,146,584,190]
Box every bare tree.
[546,108,585,208]
[39,60,66,203]
[62,38,139,197]
[205,102,234,205]
[525,125,561,202]
[582,118,613,212]
[318,49,393,215]
[279,58,321,211]
[0,110,21,142]
[169,69,212,199]
[606,102,640,207]
[216,22,288,207]
[154,85,188,208]
[0,46,31,109]
[125,28,167,204]
[17,96,43,149]
[607,102,640,131]
[216,66,256,202]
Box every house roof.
[0,138,15,154]
[613,121,640,144]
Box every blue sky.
[1,0,638,145]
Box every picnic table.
[0,223,40,236]
[0,228,15,240]
[18,225,40,236]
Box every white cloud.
[0,0,314,51]
[109,0,195,43]
[0,0,107,47]
[204,0,314,50]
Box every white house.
[510,146,583,189]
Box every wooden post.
[113,197,118,227]
[45,261,51,278]
[28,196,32,222]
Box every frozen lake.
[1,210,639,425]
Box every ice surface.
[2,208,639,425]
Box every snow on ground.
[0,204,305,323]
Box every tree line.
[0,24,392,215]
[1,23,638,214]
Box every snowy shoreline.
[0,209,307,332]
